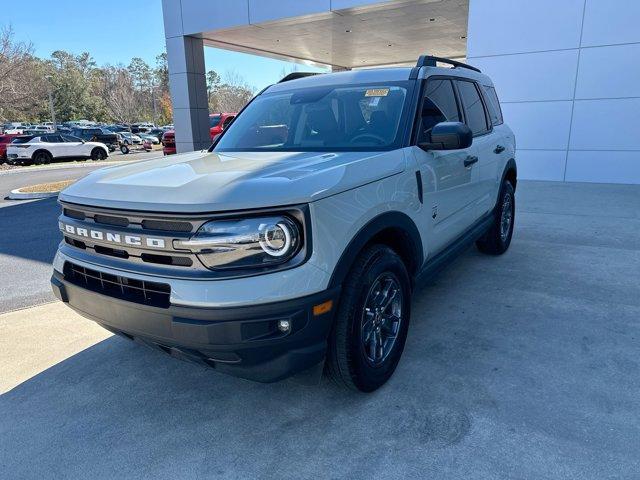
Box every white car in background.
[137,132,160,144]
[119,132,142,145]
[6,133,109,165]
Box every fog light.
[277,319,291,333]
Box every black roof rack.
[415,55,481,73]
[278,72,321,83]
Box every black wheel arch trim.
[501,158,517,190]
[328,211,423,289]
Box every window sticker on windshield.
[365,88,389,97]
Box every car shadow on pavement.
[0,197,60,265]
[0,334,404,479]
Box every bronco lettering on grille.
[61,223,166,249]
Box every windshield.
[214,82,411,152]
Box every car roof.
[266,67,412,93]
[265,64,492,94]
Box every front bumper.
[51,270,339,383]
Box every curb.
[8,188,60,200]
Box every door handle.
[464,155,478,167]
[494,145,505,154]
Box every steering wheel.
[350,133,387,145]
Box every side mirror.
[418,122,472,151]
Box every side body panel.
[476,123,515,215]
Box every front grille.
[64,262,170,308]
[59,203,206,272]
[64,208,85,220]
[142,219,193,232]
[94,214,129,227]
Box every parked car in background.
[138,132,160,144]
[7,134,109,165]
[148,128,166,142]
[0,133,20,162]
[106,124,130,133]
[161,130,175,155]
[209,113,236,141]
[22,129,50,136]
[70,127,119,152]
[119,132,143,145]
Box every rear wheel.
[33,151,52,165]
[476,180,515,255]
[326,245,411,392]
[90,147,107,160]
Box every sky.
[3,0,326,91]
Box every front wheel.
[326,245,411,392]
[476,180,515,255]
[90,148,107,160]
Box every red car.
[161,130,176,155]
[0,133,20,162]
[209,112,236,141]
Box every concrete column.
[166,35,210,153]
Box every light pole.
[45,75,56,131]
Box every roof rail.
[415,55,481,73]
[278,72,321,83]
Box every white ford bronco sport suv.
[52,56,516,392]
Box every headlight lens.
[174,215,301,271]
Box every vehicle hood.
[59,149,407,213]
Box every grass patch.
[18,180,75,193]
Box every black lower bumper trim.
[52,270,339,383]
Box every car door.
[412,77,478,254]
[455,80,496,218]
[478,83,511,215]
[62,135,85,157]
[47,134,66,158]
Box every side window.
[482,85,503,125]
[418,79,460,142]
[43,135,62,143]
[456,80,489,135]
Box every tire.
[476,180,515,255]
[90,148,107,160]
[33,151,51,165]
[326,244,411,392]
[120,145,130,154]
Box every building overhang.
[174,0,469,69]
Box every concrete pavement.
[1,180,639,479]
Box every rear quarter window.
[482,85,503,125]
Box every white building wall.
[467,0,640,184]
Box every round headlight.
[259,220,295,257]
[174,215,302,271]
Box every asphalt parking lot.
[0,151,164,311]
[1,180,639,479]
